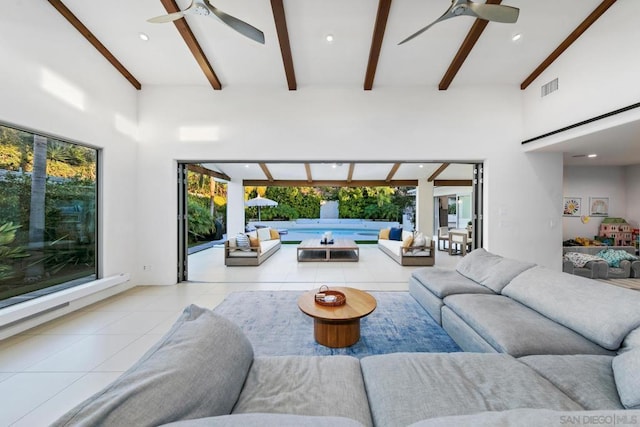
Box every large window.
[0,123,98,309]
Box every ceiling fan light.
[588,154,598,158]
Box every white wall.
[562,166,628,240]
[0,3,139,284]
[625,165,640,229]
[136,84,564,284]
[522,2,640,139]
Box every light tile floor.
[0,244,460,426]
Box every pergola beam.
[385,163,401,182]
[304,163,313,182]
[243,179,418,187]
[187,164,231,181]
[259,163,275,181]
[428,163,450,182]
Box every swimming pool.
[248,220,401,242]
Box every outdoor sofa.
[53,304,640,427]
[377,228,435,266]
[224,228,281,266]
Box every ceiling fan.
[399,0,519,45]
[148,0,265,45]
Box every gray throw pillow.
[612,348,640,409]
[52,305,254,426]
[236,233,250,251]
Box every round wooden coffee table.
[297,287,377,348]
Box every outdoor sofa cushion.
[502,266,640,350]
[52,305,254,427]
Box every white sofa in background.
[225,228,281,266]
[378,229,435,266]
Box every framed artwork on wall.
[563,197,582,217]
[589,197,609,217]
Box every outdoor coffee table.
[296,239,360,262]
[297,287,377,348]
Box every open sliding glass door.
[472,163,484,249]
[177,163,188,282]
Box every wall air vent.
[541,78,559,97]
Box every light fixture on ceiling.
[138,32,150,41]
[325,34,334,43]
[245,164,250,168]
[587,154,598,158]
[511,33,522,42]
[419,164,424,168]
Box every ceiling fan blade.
[204,1,265,44]
[398,10,453,45]
[147,11,186,24]
[467,2,519,23]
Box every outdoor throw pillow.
[269,228,280,240]
[413,232,427,247]
[379,228,390,240]
[257,228,271,241]
[402,234,414,253]
[596,249,638,268]
[389,227,403,241]
[236,233,251,251]
[249,236,260,248]
[563,252,605,268]
[612,348,640,409]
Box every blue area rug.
[214,291,461,358]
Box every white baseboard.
[0,273,132,340]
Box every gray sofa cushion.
[52,305,254,427]
[407,409,640,427]
[411,267,495,298]
[161,414,366,427]
[502,266,640,350]
[519,355,622,410]
[232,356,372,427]
[360,352,582,427]
[619,326,640,354]
[444,294,613,356]
[612,349,640,409]
[455,248,535,293]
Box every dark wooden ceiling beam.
[364,0,393,90]
[427,163,450,182]
[47,0,141,90]
[244,179,418,187]
[385,162,401,182]
[520,0,617,90]
[160,0,221,90]
[304,163,313,182]
[187,164,231,181]
[271,0,297,90]
[259,163,275,181]
[439,0,502,90]
[434,179,473,187]
[347,163,355,182]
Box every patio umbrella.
[245,196,278,221]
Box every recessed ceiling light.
[244,164,250,168]
[419,164,424,168]
[325,34,334,43]
[511,33,521,42]
[587,154,598,158]
[139,32,149,41]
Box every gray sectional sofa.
[410,248,640,357]
[53,304,640,427]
